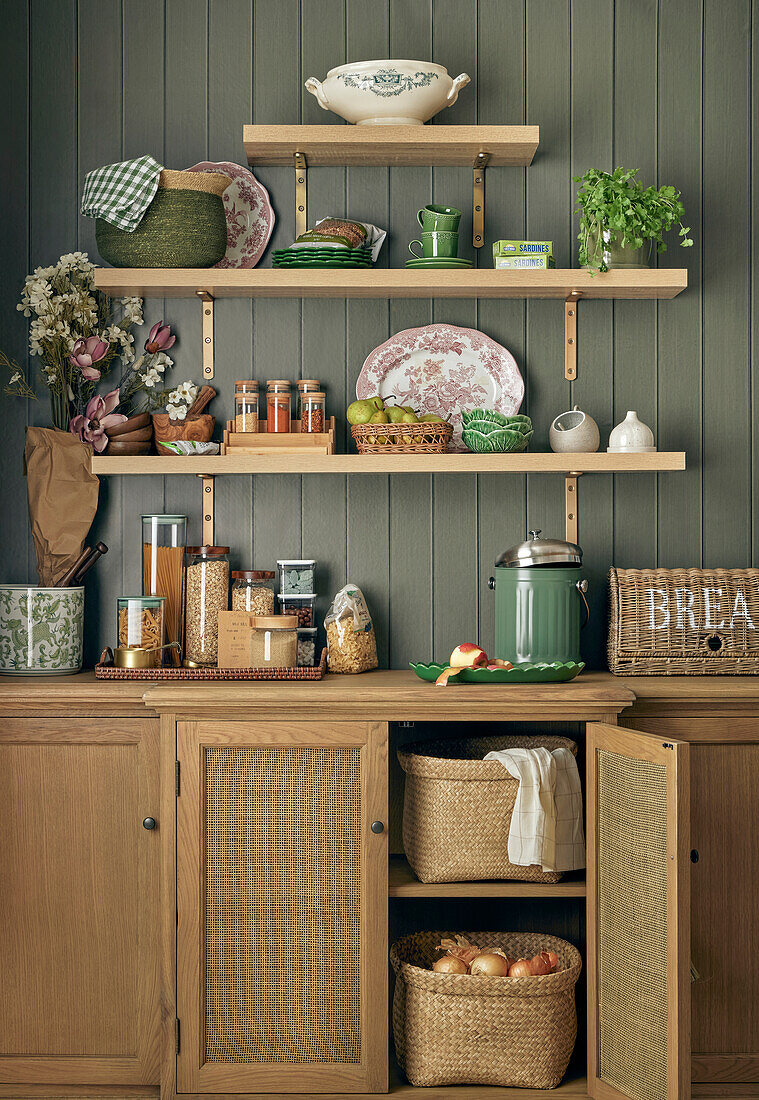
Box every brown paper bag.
[24,428,99,585]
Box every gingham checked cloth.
[484,746,585,872]
[81,154,163,231]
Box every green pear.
[402,405,416,415]
[370,409,390,424]
[347,399,378,426]
[420,413,446,423]
[400,411,418,423]
[369,396,384,410]
[385,406,406,423]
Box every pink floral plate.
[357,324,524,451]
[187,160,275,268]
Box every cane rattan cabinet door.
[176,720,388,1094]
[0,718,160,1086]
[586,723,690,1100]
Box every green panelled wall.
[0,0,753,668]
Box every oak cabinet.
[0,717,160,1087]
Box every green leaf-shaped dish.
[408,661,449,682]
[462,427,531,453]
[461,408,512,428]
[409,660,584,684]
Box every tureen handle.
[446,72,471,106]
[305,77,330,111]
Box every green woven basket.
[96,188,227,268]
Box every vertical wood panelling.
[2,0,748,667]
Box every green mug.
[417,204,462,232]
[409,231,459,259]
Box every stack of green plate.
[405,256,473,269]
[273,246,373,268]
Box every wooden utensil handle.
[186,385,216,418]
[71,542,108,583]
[59,546,92,587]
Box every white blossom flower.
[167,403,188,421]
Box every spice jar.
[235,391,259,433]
[117,596,165,650]
[266,380,291,433]
[184,546,230,666]
[250,614,298,667]
[301,391,326,434]
[235,380,258,394]
[231,570,276,615]
[277,593,315,627]
[296,379,321,419]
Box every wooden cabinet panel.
[0,719,160,1086]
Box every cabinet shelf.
[90,451,686,476]
[389,856,586,898]
[243,124,540,166]
[92,267,687,299]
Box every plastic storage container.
[231,570,276,615]
[266,380,291,433]
[277,593,315,627]
[277,559,316,594]
[301,391,326,433]
[142,514,186,665]
[250,614,298,667]
[296,627,318,667]
[117,595,165,651]
[184,546,230,666]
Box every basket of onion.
[390,931,582,1089]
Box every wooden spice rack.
[221,417,336,456]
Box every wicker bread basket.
[351,421,453,454]
[608,566,759,674]
[391,930,581,1088]
[398,735,578,884]
[158,168,231,194]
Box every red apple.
[449,643,489,668]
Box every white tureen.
[305,60,470,126]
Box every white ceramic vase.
[549,405,600,453]
[607,410,656,453]
[305,61,470,125]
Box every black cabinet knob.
[370,820,385,834]
[142,817,157,830]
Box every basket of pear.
[347,397,453,454]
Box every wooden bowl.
[106,439,153,455]
[108,412,150,437]
[152,413,215,452]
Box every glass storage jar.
[277,559,316,595]
[235,391,259,433]
[235,379,258,394]
[301,391,326,434]
[296,379,321,419]
[277,593,316,627]
[184,545,230,666]
[266,380,291,433]
[231,570,276,615]
[250,614,298,667]
[297,627,318,667]
[142,514,186,665]
[117,596,165,651]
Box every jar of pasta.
[231,570,276,615]
[250,615,298,667]
[184,546,230,666]
[266,380,291,433]
[301,391,326,433]
[117,596,165,652]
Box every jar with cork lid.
[234,381,259,432]
[296,379,321,419]
[266,379,291,433]
[250,614,298,667]
[301,391,326,433]
[231,570,276,615]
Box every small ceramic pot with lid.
[549,405,600,453]
[607,410,656,453]
[489,531,588,665]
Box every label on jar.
[264,630,271,662]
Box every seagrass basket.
[96,188,227,268]
[608,566,759,674]
[398,735,577,884]
[351,421,453,454]
[391,930,581,1088]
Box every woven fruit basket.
[391,930,582,1088]
[398,735,578,884]
[351,421,453,454]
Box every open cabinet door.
[587,723,690,1100]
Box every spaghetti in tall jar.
[142,514,187,666]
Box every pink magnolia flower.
[144,320,175,354]
[69,335,109,381]
[70,389,127,452]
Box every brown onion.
[508,958,533,978]
[541,950,559,972]
[433,955,468,975]
[529,953,552,975]
[470,952,510,977]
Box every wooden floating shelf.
[92,267,688,300]
[243,124,540,166]
[91,451,686,476]
[389,857,586,898]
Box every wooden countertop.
[2,668,759,719]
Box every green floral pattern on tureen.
[337,68,440,97]
[0,587,84,673]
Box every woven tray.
[95,648,326,680]
[351,421,453,454]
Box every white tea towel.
[484,746,585,872]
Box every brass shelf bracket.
[294,151,307,238]
[198,474,215,546]
[472,152,490,248]
[564,292,581,381]
[196,291,215,380]
[565,472,582,544]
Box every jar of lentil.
[250,614,298,667]
[235,385,259,432]
[231,570,276,615]
[184,546,230,666]
[266,380,291,433]
[301,391,326,434]
[296,379,321,419]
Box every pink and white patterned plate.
[357,324,524,451]
[187,160,275,268]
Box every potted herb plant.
[574,167,693,271]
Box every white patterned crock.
[305,60,470,125]
[0,586,84,674]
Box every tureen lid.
[495,529,582,568]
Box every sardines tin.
[493,239,553,257]
[495,254,556,269]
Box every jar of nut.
[235,383,259,432]
[231,570,276,615]
[184,546,230,666]
[301,391,326,434]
